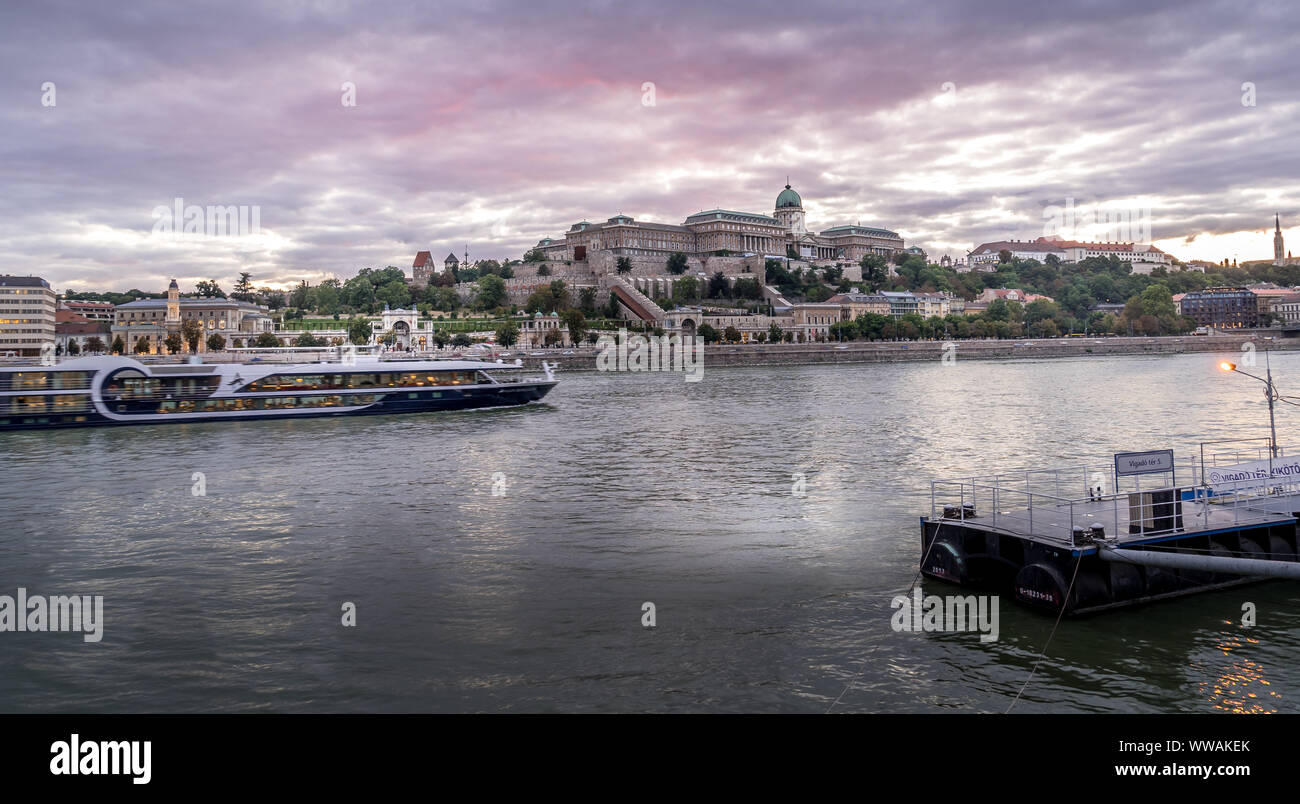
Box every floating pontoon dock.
[921,444,1300,614]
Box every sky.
[2,0,1298,293]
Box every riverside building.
[1178,287,1258,329]
[0,275,56,357]
[110,280,275,354]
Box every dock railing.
[929,451,1300,544]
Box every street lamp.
[1219,356,1279,463]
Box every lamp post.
[1220,354,1279,471]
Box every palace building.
[110,279,274,354]
[532,182,905,265]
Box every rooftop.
[116,297,266,310]
[684,209,780,224]
[0,275,51,289]
[820,224,902,238]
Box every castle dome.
[775,184,802,209]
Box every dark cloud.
[0,0,1297,290]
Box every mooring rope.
[825,521,944,714]
[1006,550,1084,713]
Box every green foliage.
[475,273,507,310]
[707,272,730,299]
[232,272,255,302]
[429,286,460,311]
[731,277,762,300]
[376,279,411,310]
[673,275,700,303]
[63,289,166,307]
[561,309,587,344]
[495,321,520,348]
[313,279,342,314]
[337,267,408,313]
[181,319,202,351]
[526,280,570,314]
[347,318,372,345]
[666,252,688,275]
[1117,283,1190,335]
[805,284,832,302]
[195,279,226,298]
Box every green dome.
[775,184,802,209]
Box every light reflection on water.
[1,350,1298,712]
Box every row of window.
[0,371,94,390]
[0,394,91,414]
[242,371,485,393]
[105,376,222,399]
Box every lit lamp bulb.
[1220,362,1236,372]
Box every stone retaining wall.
[504,335,1299,371]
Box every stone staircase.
[609,277,667,323]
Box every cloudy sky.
[2,0,1298,293]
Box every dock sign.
[1114,449,1175,477]
[1207,457,1300,492]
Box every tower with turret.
[1275,214,1285,265]
[166,278,180,324]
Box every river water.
[2,349,1297,713]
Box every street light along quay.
[1219,358,1278,461]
